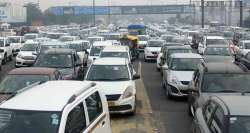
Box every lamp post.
[93,0,96,26]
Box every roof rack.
[67,82,96,104]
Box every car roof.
[215,95,250,116]
[8,67,57,75]
[0,81,94,111]
[102,46,129,52]
[171,53,202,59]
[42,48,74,54]
[200,62,247,73]
[93,57,128,65]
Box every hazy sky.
[6,0,188,10]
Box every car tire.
[2,54,7,65]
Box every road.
[0,56,192,133]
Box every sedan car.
[203,45,233,63]
[192,95,250,133]
[34,48,84,80]
[144,39,165,61]
[0,67,61,102]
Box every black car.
[235,51,250,69]
[34,48,84,80]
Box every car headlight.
[122,86,134,99]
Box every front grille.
[23,56,35,60]
[106,94,121,101]
[181,81,190,85]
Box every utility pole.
[93,0,96,26]
[240,0,243,27]
[108,0,111,24]
[201,0,204,28]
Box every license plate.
[108,101,115,107]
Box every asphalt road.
[140,57,192,133]
[0,56,192,133]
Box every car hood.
[19,51,36,57]
[203,55,233,63]
[171,70,194,81]
[85,80,135,95]
[146,47,161,52]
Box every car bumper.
[167,82,190,97]
[16,58,35,67]
[107,95,135,114]
[145,53,158,60]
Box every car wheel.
[2,54,7,64]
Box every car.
[156,43,184,71]
[162,53,203,98]
[0,81,112,133]
[34,37,51,43]
[192,95,250,133]
[85,58,140,114]
[100,46,132,63]
[89,41,113,63]
[203,45,233,63]
[59,35,80,42]
[137,35,149,51]
[87,36,105,45]
[159,45,192,74]
[0,67,62,102]
[187,62,250,116]
[238,40,250,55]
[0,37,12,64]
[15,41,40,67]
[66,40,90,66]
[40,41,68,53]
[144,39,165,61]
[198,36,228,54]
[24,33,39,41]
[34,48,84,80]
[235,51,250,69]
[8,36,24,56]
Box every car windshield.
[0,109,60,133]
[68,44,82,52]
[8,37,20,43]
[100,52,128,58]
[86,65,129,81]
[148,41,164,47]
[21,44,38,51]
[202,74,250,93]
[25,35,36,40]
[60,37,74,42]
[47,34,61,40]
[244,43,250,49]
[230,116,250,133]
[90,46,103,56]
[171,37,186,44]
[35,54,73,68]
[169,58,201,71]
[207,39,227,45]
[204,47,230,56]
[40,45,68,52]
[161,36,174,42]
[0,75,49,93]
[138,36,148,41]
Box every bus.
[127,24,146,36]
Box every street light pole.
[201,0,204,28]
[93,0,96,26]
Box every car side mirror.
[162,65,168,70]
[132,74,140,80]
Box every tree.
[24,3,44,25]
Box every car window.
[203,101,217,124]
[65,103,86,133]
[85,91,103,123]
[210,107,224,133]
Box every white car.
[239,40,250,55]
[162,53,203,98]
[0,37,12,64]
[89,41,113,64]
[85,58,140,114]
[87,36,105,45]
[24,33,39,41]
[15,41,40,67]
[100,45,132,63]
[8,36,24,56]
[0,81,112,133]
[198,36,228,54]
[144,39,165,61]
[138,35,149,51]
[59,36,80,42]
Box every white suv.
[144,40,164,61]
[85,58,140,114]
[162,53,203,98]
[0,37,12,64]
[0,81,112,133]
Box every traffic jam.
[0,21,250,133]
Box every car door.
[190,70,202,110]
[209,106,225,133]
[64,103,87,133]
[84,91,110,133]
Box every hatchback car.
[162,53,203,98]
[85,58,140,114]
[34,48,84,80]
[192,95,250,133]
[0,81,111,133]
